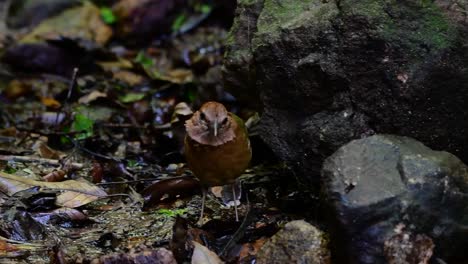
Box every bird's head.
[185,102,236,146]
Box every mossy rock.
[223,0,468,216]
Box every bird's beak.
[213,120,218,137]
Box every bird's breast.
[185,131,251,186]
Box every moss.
[253,0,338,49]
[384,3,454,52]
[238,0,259,5]
[414,4,456,50]
[341,0,387,19]
[224,0,263,61]
[342,0,456,52]
[256,0,311,36]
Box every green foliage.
[184,86,198,103]
[119,92,145,103]
[127,159,139,168]
[100,7,117,24]
[172,14,187,32]
[157,208,187,217]
[134,51,154,68]
[72,113,94,140]
[194,3,212,14]
[3,165,17,174]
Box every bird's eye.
[200,112,206,120]
[221,117,228,125]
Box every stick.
[0,155,83,169]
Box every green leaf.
[185,87,197,103]
[119,92,145,103]
[127,159,139,168]
[172,14,187,32]
[134,51,154,68]
[194,3,212,14]
[157,208,187,217]
[72,113,94,140]
[200,4,212,14]
[4,166,17,174]
[100,7,117,24]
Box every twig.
[0,155,83,170]
[67,68,79,101]
[0,236,43,247]
[15,126,82,137]
[100,122,172,131]
[96,178,160,186]
[55,67,78,126]
[100,123,147,129]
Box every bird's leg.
[199,187,207,224]
[232,184,239,222]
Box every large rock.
[224,0,468,184]
[322,135,468,263]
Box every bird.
[184,101,252,222]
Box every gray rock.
[322,135,468,263]
[256,220,330,264]
[224,0,468,185]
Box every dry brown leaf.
[112,71,145,86]
[20,1,112,45]
[43,170,66,182]
[40,97,61,109]
[238,237,268,262]
[32,140,66,159]
[4,80,32,100]
[97,59,133,71]
[191,241,224,264]
[78,90,108,104]
[0,240,20,253]
[171,102,193,124]
[0,172,106,208]
[211,186,223,198]
[0,173,32,195]
[56,191,99,207]
[112,0,145,19]
[163,69,194,84]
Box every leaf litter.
[0,1,310,263]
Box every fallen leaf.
[78,90,108,104]
[100,7,117,24]
[0,240,20,253]
[32,140,66,159]
[20,1,112,45]
[238,237,268,262]
[42,170,66,182]
[96,248,177,264]
[142,176,200,209]
[0,238,44,258]
[72,113,94,140]
[112,70,145,85]
[119,92,146,103]
[97,58,133,71]
[162,68,193,84]
[40,97,61,109]
[4,80,32,100]
[0,172,106,208]
[191,241,224,264]
[170,216,192,263]
[171,102,193,123]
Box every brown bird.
[185,101,252,222]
